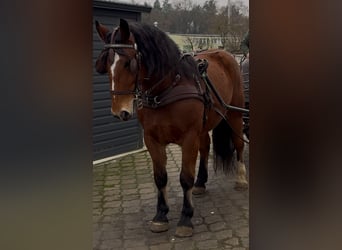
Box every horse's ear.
[119,19,130,42]
[95,20,111,43]
[95,49,109,74]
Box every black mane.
[127,22,198,80]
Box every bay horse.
[95,19,248,237]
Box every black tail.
[212,119,235,174]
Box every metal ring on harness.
[153,96,161,105]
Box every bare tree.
[184,36,195,51]
[216,3,248,52]
[142,0,249,47]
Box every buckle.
[134,94,143,110]
[153,96,161,105]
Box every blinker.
[129,58,138,73]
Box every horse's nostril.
[119,110,132,121]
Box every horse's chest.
[137,111,187,144]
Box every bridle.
[102,31,202,110]
[102,41,180,109]
[103,43,142,97]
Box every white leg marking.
[235,161,248,189]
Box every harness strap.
[201,72,249,114]
[214,107,249,144]
[141,84,204,109]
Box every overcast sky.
[114,0,249,8]
[191,0,249,8]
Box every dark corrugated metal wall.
[93,2,150,160]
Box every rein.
[103,42,195,109]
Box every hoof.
[192,186,206,195]
[175,226,193,237]
[150,221,169,233]
[234,181,248,191]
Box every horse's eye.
[124,60,130,68]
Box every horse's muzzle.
[119,110,132,121]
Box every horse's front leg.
[175,133,200,237]
[144,135,169,233]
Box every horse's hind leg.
[193,132,210,195]
[175,133,200,237]
[230,114,249,191]
[145,136,169,233]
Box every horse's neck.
[142,73,174,95]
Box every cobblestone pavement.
[93,143,249,250]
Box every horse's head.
[95,19,140,121]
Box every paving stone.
[100,239,123,248]
[123,228,146,239]
[125,220,143,230]
[193,224,208,233]
[174,240,195,250]
[218,206,235,215]
[225,237,239,246]
[138,183,155,189]
[93,144,249,250]
[126,246,149,250]
[93,208,102,215]
[102,207,121,215]
[196,239,219,249]
[149,243,172,250]
[93,196,102,202]
[241,237,249,248]
[93,201,101,209]
[103,201,121,208]
[122,206,141,214]
[193,231,214,241]
[105,170,120,176]
[147,234,172,245]
[122,194,140,201]
[199,207,219,217]
[101,230,123,240]
[100,216,112,222]
[141,198,156,206]
[224,213,244,222]
[204,214,222,224]
[123,237,146,248]
[140,193,156,200]
[104,179,120,186]
[215,229,233,240]
[121,170,135,176]
[214,199,233,208]
[229,219,248,230]
[138,187,154,193]
[122,200,140,208]
[209,221,227,232]
[235,227,249,237]
[104,175,120,181]
[137,178,153,184]
[122,189,138,195]
[103,189,120,197]
[104,194,121,202]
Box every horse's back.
[195,49,244,108]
